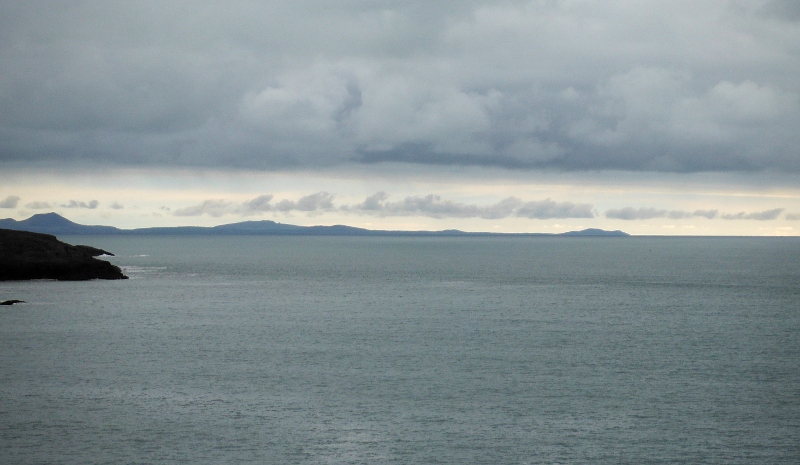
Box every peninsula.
[0,229,128,281]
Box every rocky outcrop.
[74,245,115,257]
[0,229,128,281]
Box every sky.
[1,0,799,235]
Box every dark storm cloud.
[1,1,798,172]
[0,195,20,208]
[61,199,99,209]
[759,0,800,21]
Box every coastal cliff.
[0,229,128,281]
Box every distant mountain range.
[0,213,629,237]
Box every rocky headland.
[0,229,128,281]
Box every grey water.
[1,236,799,464]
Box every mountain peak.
[20,212,79,228]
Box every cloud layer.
[0,195,20,208]
[606,206,786,221]
[168,192,792,223]
[60,200,99,209]
[351,194,594,219]
[1,1,798,173]
[606,208,720,220]
[172,192,593,220]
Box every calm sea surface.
[1,236,799,464]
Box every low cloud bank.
[174,192,594,220]
[61,200,99,209]
[515,199,594,219]
[353,193,593,220]
[4,198,109,210]
[605,207,718,220]
[606,207,785,221]
[240,193,336,215]
[175,193,795,222]
[721,208,784,221]
[275,192,335,213]
[0,195,20,208]
[241,195,273,213]
[173,199,232,217]
[25,201,52,209]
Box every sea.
[1,236,798,464]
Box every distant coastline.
[1,213,629,237]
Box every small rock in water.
[1,299,26,306]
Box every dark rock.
[74,245,115,256]
[1,299,26,305]
[0,229,128,281]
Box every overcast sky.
[1,0,799,235]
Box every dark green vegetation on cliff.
[0,229,127,281]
